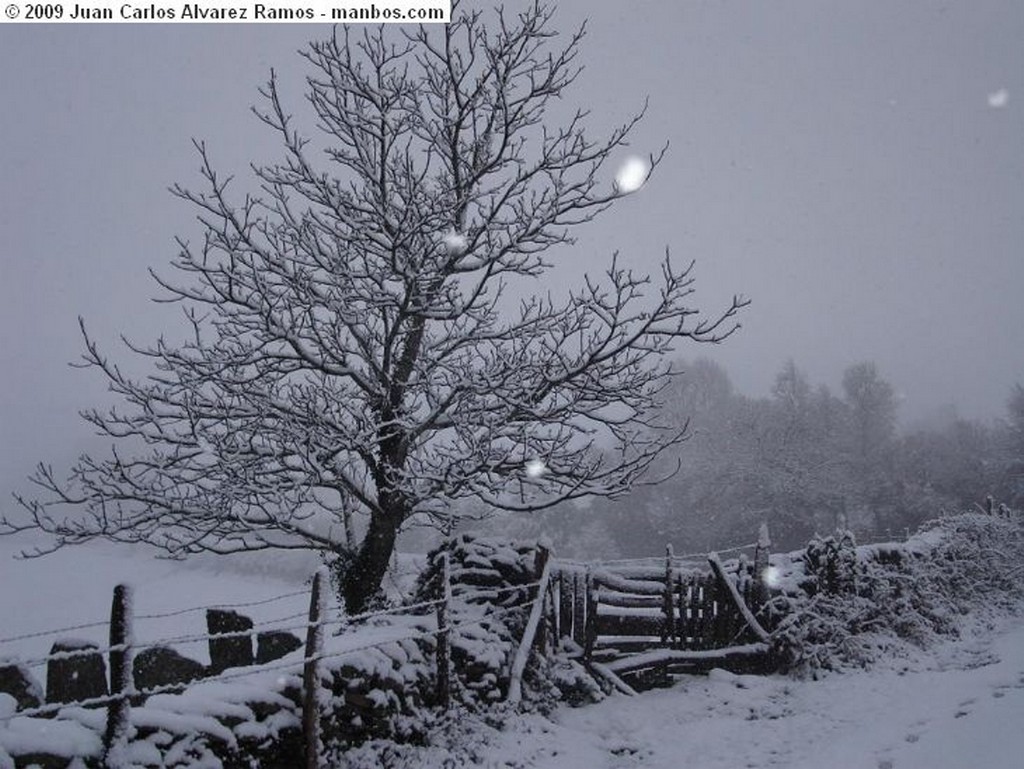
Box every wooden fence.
[548,535,775,688]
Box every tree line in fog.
[488,358,1024,558]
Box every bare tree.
[2,2,746,612]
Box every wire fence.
[0,593,541,726]
[0,552,550,769]
[0,586,315,650]
[5,523,874,761]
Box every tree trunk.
[342,509,402,614]
[342,507,357,551]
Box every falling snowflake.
[762,565,781,589]
[988,89,1009,108]
[614,155,650,194]
[441,230,468,255]
[525,458,546,479]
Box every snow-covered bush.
[802,530,858,595]
[771,512,1024,674]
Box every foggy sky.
[2,2,1023,500]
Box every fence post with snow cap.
[753,523,771,608]
[303,567,327,769]
[102,583,133,769]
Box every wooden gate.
[550,546,774,690]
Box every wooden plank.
[604,642,771,675]
[591,570,665,596]
[601,565,666,581]
[596,591,664,609]
[595,605,663,618]
[587,661,639,697]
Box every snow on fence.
[0,559,551,767]
[548,533,777,688]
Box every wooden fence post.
[662,544,675,646]
[583,569,597,662]
[435,549,453,711]
[753,522,771,608]
[103,583,133,768]
[303,568,327,769]
[534,545,551,655]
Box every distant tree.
[898,416,997,516]
[1,3,745,612]
[840,361,898,528]
[771,359,812,418]
[842,362,896,461]
[666,357,735,425]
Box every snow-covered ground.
[463,613,1024,769]
[3,535,1024,768]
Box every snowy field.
[458,613,1024,769]
[3,534,1024,768]
[0,534,317,675]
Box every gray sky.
[2,2,1023,500]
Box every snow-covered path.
[480,614,1024,769]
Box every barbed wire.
[451,579,543,600]
[0,618,113,648]
[134,588,312,622]
[11,610,312,670]
[0,592,542,726]
[0,587,314,649]
[8,596,457,673]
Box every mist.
[2,2,1023,509]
